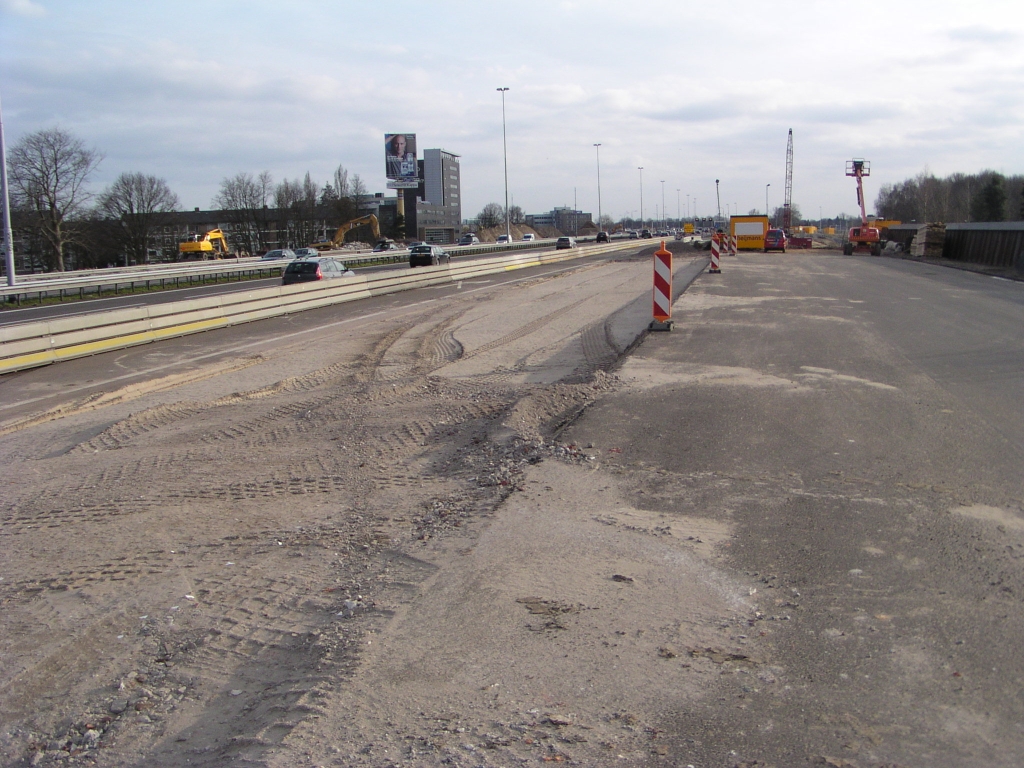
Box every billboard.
[385,133,419,189]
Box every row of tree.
[5,127,374,271]
[875,170,1024,224]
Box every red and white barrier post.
[650,241,674,331]
[729,233,737,256]
[709,234,722,273]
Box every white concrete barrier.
[0,241,638,375]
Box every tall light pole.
[638,167,644,228]
[765,183,771,222]
[660,180,665,230]
[676,189,681,224]
[497,87,511,241]
[0,90,15,285]
[715,179,721,220]
[594,143,602,233]
[686,194,690,220]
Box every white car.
[521,233,536,241]
[496,234,511,244]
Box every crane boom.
[843,159,881,256]
[782,129,794,232]
[845,159,870,226]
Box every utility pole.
[594,143,602,233]
[638,167,644,228]
[0,90,15,286]
[715,179,721,220]
[497,87,511,242]
[660,181,665,231]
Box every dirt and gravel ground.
[1,248,747,768]
[4,247,1022,768]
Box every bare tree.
[9,127,102,270]
[274,172,321,247]
[478,203,504,228]
[350,174,367,201]
[333,164,350,199]
[97,172,179,264]
[212,171,273,255]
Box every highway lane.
[0,241,570,327]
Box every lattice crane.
[782,129,794,233]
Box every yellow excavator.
[179,229,234,260]
[310,214,381,250]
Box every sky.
[2,0,1023,224]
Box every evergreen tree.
[971,175,1006,222]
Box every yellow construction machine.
[310,214,381,250]
[179,229,234,259]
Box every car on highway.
[261,248,297,260]
[458,233,480,245]
[496,234,511,244]
[282,257,355,285]
[372,240,401,252]
[628,230,639,239]
[641,229,653,239]
[596,231,609,243]
[555,236,577,250]
[409,244,451,267]
[521,233,536,241]
[293,247,319,259]
[764,229,788,253]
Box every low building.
[526,207,592,235]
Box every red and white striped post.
[650,241,673,331]
[709,233,722,273]
[729,233,737,256]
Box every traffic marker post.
[709,234,722,273]
[649,241,673,331]
[729,234,737,256]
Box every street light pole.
[765,183,771,223]
[594,143,602,233]
[686,194,690,220]
[660,180,665,231]
[497,87,511,242]
[0,90,16,286]
[638,167,644,229]
[676,189,680,225]
[715,179,721,220]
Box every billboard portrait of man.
[385,133,418,188]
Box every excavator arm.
[311,214,381,250]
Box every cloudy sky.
[2,0,1022,223]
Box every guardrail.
[0,240,637,375]
[0,239,568,306]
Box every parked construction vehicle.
[843,159,882,256]
[310,214,381,250]
[179,229,234,260]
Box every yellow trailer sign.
[683,223,694,234]
[729,215,770,250]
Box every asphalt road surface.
[565,252,1024,765]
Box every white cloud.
[0,0,45,17]
[1,1,1023,219]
